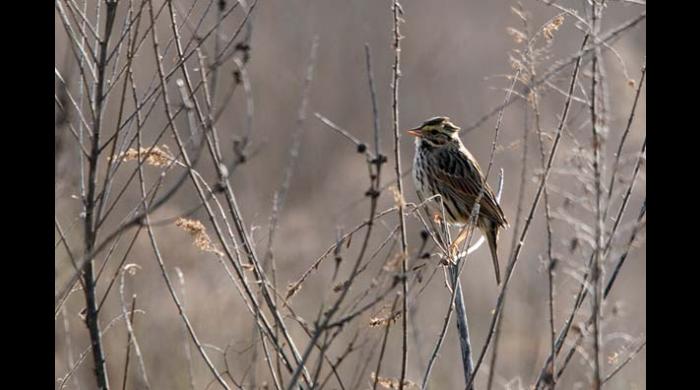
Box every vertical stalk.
[83,2,118,389]
[590,2,604,388]
[449,267,475,390]
[390,2,410,388]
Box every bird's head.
[406,116,461,147]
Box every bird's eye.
[430,130,438,135]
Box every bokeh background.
[55,0,646,388]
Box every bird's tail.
[485,225,501,285]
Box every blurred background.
[55,0,646,388]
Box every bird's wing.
[432,149,508,227]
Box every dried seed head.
[370,373,418,389]
[115,145,173,167]
[175,218,223,257]
[543,15,565,41]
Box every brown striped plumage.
[408,116,508,284]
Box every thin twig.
[602,340,646,384]
[390,3,410,388]
[365,43,381,157]
[119,277,150,389]
[373,296,400,390]
[462,12,645,134]
[81,2,119,388]
[604,61,646,222]
[143,1,231,387]
[589,3,605,388]
[466,34,590,390]
[175,268,197,390]
[604,199,645,298]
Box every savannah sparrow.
[408,116,508,284]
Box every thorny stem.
[391,2,410,389]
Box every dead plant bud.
[333,280,350,293]
[420,229,430,241]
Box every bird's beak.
[406,128,422,137]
